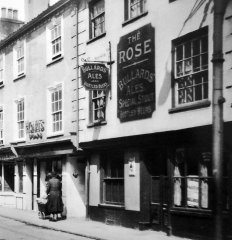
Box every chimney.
[24,0,50,22]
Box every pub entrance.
[142,147,169,232]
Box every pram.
[36,197,49,219]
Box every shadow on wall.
[157,0,213,106]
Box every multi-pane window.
[91,90,106,123]
[102,151,124,205]
[0,108,3,145]
[0,54,4,86]
[16,42,25,76]
[90,0,105,39]
[173,29,208,106]
[17,99,25,139]
[128,0,146,19]
[173,148,213,209]
[51,88,62,132]
[51,23,62,58]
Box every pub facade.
[77,0,232,239]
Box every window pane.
[184,42,191,58]
[193,39,200,55]
[176,45,183,61]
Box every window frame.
[47,83,64,137]
[124,0,147,22]
[101,151,125,206]
[89,90,106,124]
[14,40,26,79]
[46,16,64,64]
[89,0,105,40]
[0,54,5,86]
[172,147,213,210]
[15,98,25,141]
[171,27,209,109]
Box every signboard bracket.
[80,42,114,99]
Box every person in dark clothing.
[46,171,63,221]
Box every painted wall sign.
[26,120,45,140]
[80,63,109,90]
[117,24,155,122]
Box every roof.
[0,0,74,50]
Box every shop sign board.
[80,63,109,90]
[117,24,155,122]
[26,120,45,140]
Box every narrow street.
[0,216,90,240]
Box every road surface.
[0,216,91,240]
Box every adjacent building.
[0,0,86,218]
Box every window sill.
[0,84,5,89]
[47,133,64,139]
[169,100,211,114]
[13,73,26,82]
[87,120,107,128]
[10,140,26,144]
[170,207,212,217]
[98,203,125,209]
[46,55,63,67]
[87,32,106,45]
[122,11,148,27]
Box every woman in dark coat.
[46,172,63,221]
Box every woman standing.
[46,172,63,221]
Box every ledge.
[87,32,106,45]
[169,100,211,114]
[170,207,213,217]
[47,133,64,139]
[0,84,5,89]
[87,121,107,128]
[46,55,63,67]
[98,203,125,209]
[10,140,26,144]
[13,73,26,82]
[122,11,148,27]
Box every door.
[144,147,169,231]
[150,175,169,231]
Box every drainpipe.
[212,0,228,239]
[75,0,80,151]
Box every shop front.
[82,124,231,239]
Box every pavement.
[0,206,192,240]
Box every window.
[16,99,25,139]
[47,17,63,62]
[0,54,4,86]
[1,8,6,18]
[102,151,124,205]
[14,41,26,78]
[173,28,208,107]
[89,0,105,39]
[172,148,213,209]
[125,0,147,21]
[90,90,106,123]
[48,84,63,135]
[0,107,3,145]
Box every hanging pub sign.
[80,63,109,90]
[117,24,155,122]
